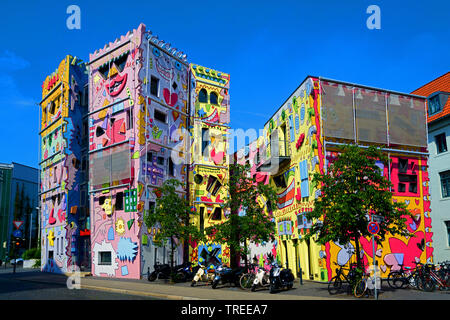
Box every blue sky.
[0,0,448,168]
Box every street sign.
[13,221,23,229]
[13,230,22,238]
[368,221,380,235]
[372,214,385,223]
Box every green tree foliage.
[143,179,205,277]
[205,163,277,268]
[304,145,412,268]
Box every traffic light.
[12,237,25,248]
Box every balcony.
[257,139,290,174]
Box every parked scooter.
[251,266,270,291]
[211,264,246,289]
[191,263,215,286]
[269,261,294,293]
[175,262,199,282]
[148,262,171,281]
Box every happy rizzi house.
[235,76,433,282]
[86,23,231,279]
[39,55,89,274]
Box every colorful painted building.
[86,23,229,278]
[412,72,450,263]
[237,76,432,282]
[39,55,89,274]
[188,64,231,269]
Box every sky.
[0,0,449,168]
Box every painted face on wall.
[98,52,130,98]
[106,72,128,97]
[153,47,173,82]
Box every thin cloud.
[0,50,30,71]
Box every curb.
[80,284,204,300]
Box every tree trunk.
[354,234,361,269]
[170,237,175,280]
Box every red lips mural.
[105,73,127,97]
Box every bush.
[22,247,41,260]
[32,259,41,268]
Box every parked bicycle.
[327,262,362,295]
[387,261,423,289]
[239,263,259,290]
[421,262,449,292]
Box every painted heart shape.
[48,208,56,225]
[163,88,178,107]
[57,209,66,223]
[211,148,225,165]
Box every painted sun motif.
[115,217,126,236]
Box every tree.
[143,179,205,279]
[205,163,277,268]
[304,144,412,269]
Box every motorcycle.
[191,263,216,286]
[174,262,199,282]
[211,264,245,289]
[251,266,270,291]
[148,262,171,281]
[269,261,294,293]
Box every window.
[440,170,450,198]
[115,192,124,211]
[202,128,210,155]
[48,250,54,260]
[126,109,133,129]
[168,157,174,176]
[154,109,167,123]
[211,207,222,221]
[445,221,450,247]
[148,201,156,214]
[398,159,408,173]
[150,76,159,96]
[428,95,441,115]
[147,152,153,163]
[98,251,112,265]
[157,156,165,166]
[199,89,208,103]
[199,207,205,234]
[273,174,287,189]
[435,133,448,154]
[299,160,310,198]
[99,196,106,205]
[210,92,218,105]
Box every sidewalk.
[8,269,343,300]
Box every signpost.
[13,221,23,230]
[368,218,380,300]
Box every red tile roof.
[411,72,450,123]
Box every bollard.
[299,268,303,285]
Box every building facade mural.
[188,64,231,270]
[39,55,89,274]
[237,76,432,282]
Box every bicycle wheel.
[239,273,255,290]
[353,279,367,298]
[328,276,342,295]
[387,271,404,289]
[422,277,436,292]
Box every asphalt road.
[0,266,162,300]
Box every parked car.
[10,258,24,265]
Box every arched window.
[210,92,218,105]
[199,89,208,103]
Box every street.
[0,266,161,300]
[0,266,448,301]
